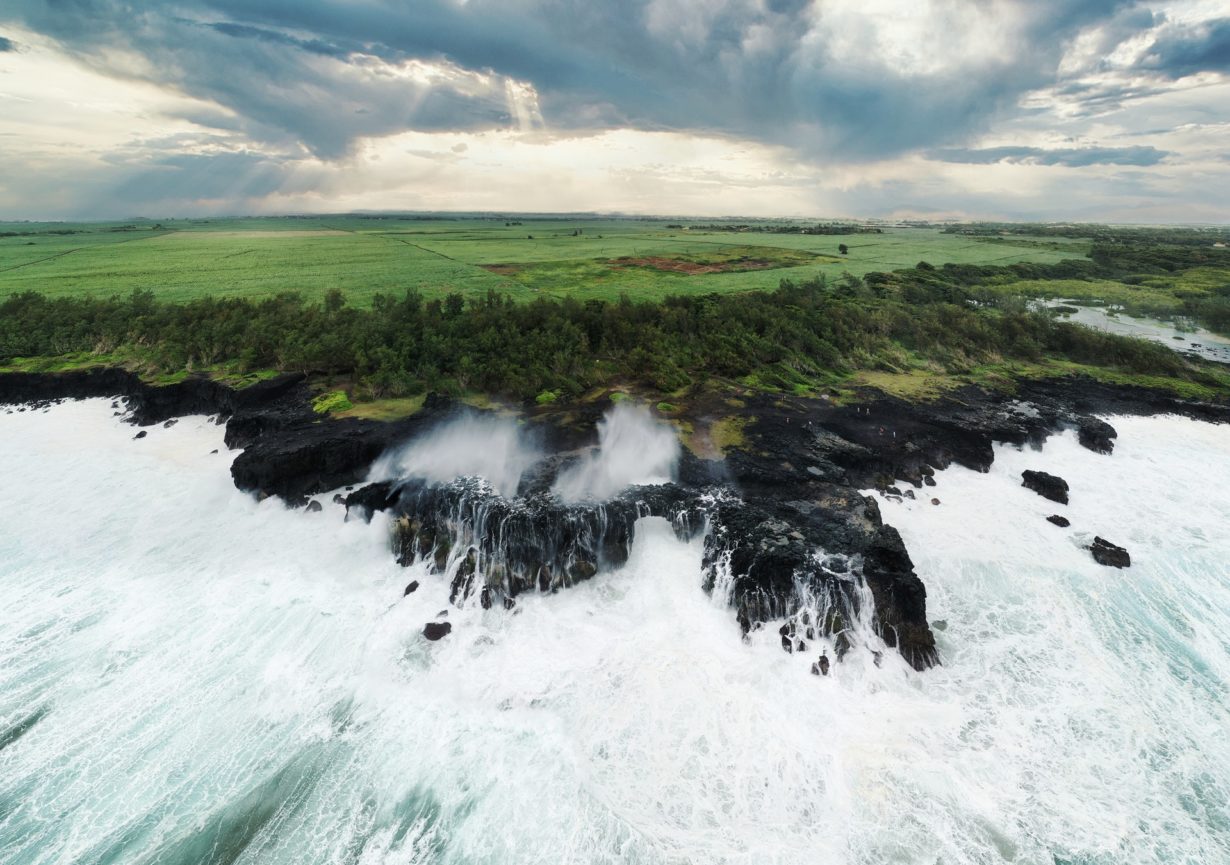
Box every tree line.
[1,267,1209,402]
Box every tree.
[838,244,849,255]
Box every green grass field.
[0,216,1091,305]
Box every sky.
[0,0,1228,222]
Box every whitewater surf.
[1,400,1229,864]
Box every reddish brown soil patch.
[610,255,779,275]
[480,264,523,275]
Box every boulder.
[305,500,323,513]
[423,621,452,641]
[403,580,419,596]
[133,430,147,440]
[1046,514,1070,527]
[1022,470,1069,504]
[1090,537,1130,568]
[1077,417,1117,455]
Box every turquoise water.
[1,401,1228,863]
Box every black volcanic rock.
[375,478,704,606]
[1077,416,1117,454]
[0,368,306,428]
[1090,537,1131,568]
[1047,514,1071,527]
[231,404,454,501]
[423,621,452,641]
[344,481,400,517]
[1022,470,1069,504]
[861,524,936,670]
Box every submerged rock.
[1077,416,1117,455]
[1047,514,1071,527]
[403,580,419,596]
[133,430,147,440]
[422,621,452,641]
[1022,469,1069,504]
[1090,537,1131,568]
[305,500,323,513]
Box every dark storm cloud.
[0,35,17,52]
[0,0,1162,160]
[204,22,351,59]
[1141,17,1230,77]
[932,145,1171,167]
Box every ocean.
[1,400,1227,864]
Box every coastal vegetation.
[2,219,1228,410]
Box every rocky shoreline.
[4,367,1228,672]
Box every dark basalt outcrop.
[340,399,943,670]
[1047,514,1071,528]
[355,478,706,607]
[1022,470,1070,504]
[0,367,305,426]
[1077,416,1117,454]
[1090,537,1131,568]
[228,393,456,502]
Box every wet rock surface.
[0,367,305,427]
[422,621,452,641]
[1047,514,1071,528]
[1090,537,1131,568]
[1077,416,1117,454]
[1022,470,1070,504]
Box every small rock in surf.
[1022,469,1069,504]
[1090,537,1131,568]
[423,621,452,641]
[1076,417,1117,455]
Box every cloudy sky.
[1,0,1228,221]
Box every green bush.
[312,390,353,414]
